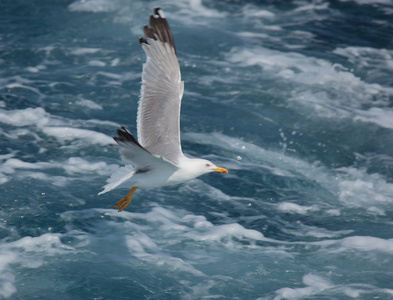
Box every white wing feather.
[137,9,185,165]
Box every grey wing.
[114,126,174,169]
[137,8,185,165]
[99,127,177,195]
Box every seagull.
[99,8,227,212]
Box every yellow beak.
[213,166,228,174]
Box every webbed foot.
[114,186,138,212]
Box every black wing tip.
[141,7,176,55]
[154,7,163,18]
[143,25,157,40]
[139,37,148,45]
[113,126,144,149]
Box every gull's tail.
[98,165,135,195]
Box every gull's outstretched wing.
[137,8,185,165]
[98,126,178,195]
[114,126,162,169]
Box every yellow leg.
[114,187,138,212]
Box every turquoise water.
[1,0,393,299]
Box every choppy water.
[1,0,393,299]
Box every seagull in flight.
[99,8,227,212]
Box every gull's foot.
[114,197,130,212]
[114,186,138,212]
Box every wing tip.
[139,37,148,45]
[141,7,176,55]
[114,126,144,150]
[154,7,165,19]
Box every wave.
[226,45,393,130]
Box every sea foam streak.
[226,46,393,129]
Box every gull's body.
[99,8,227,211]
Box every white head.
[171,158,228,184]
[188,158,228,177]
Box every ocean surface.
[1,0,393,299]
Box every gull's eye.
[205,164,210,167]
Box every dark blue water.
[1,0,393,299]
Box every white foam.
[185,132,393,214]
[354,107,393,129]
[125,235,205,276]
[68,0,118,12]
[182,214,213,229]
[130,203,267,247]
[62,157,117,176]
[227,46,372,96]
[70,47,101,55]
[83,118,120,128]
[333,46,393,68]
[0,153,15,162]
[226,46,369,90]
[367,206,386,216]
[110,58,120,66]
[184,132,335,193]
[10,233,74,255]
[0,107,49,127]
[338,0,393,5]
[312,234,393,255]
[277,202,315,215]
[143,206,189,231]
[0,158,50,175]
[0,156,117,187]
[339,236,393,252]
[76,98,103,110]
[63,206,267,249]
[0,83,43,97]
[274,273,332,299]
[179,0,226,18]
[0,154,15,184]
[282,222,353,238]
[180,179,239,203]
[0,107,117,157]
[0,233,79,298]
[69,0,226,22]
[97,71,122,80]
[160,0,226,25]
[42,127,113,145]
[0,251,17,298]
[97,71,140,82]
[57,205,393,300]
[226,46,393,128]
[237,31,271,40]
[337,167,393,208]
[188,222,264,246]
[293,2,330,12]
[61,208,208,276]
[326,209,341,216]
[88,60,106,67]
[19,172,71,187]
[60,206,274,285]
[26,65,47,73]
[0,173,9,185]
[241,4,275,19]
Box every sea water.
[1,0,393,299]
